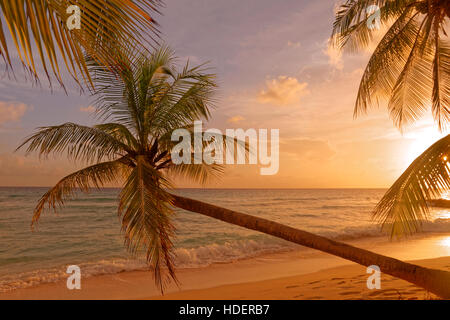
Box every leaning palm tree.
[0,0,161,88]
[332,0,450,236]
[18,47,450,298]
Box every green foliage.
[17,47,232,291]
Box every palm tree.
[0,0,161,88]
[18,47,450,298]
[332,0,450,236]
[332,0,449,130]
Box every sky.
[0,0,446,188]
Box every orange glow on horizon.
[440,237,450,248]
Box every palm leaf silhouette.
[333,0,450,235]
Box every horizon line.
[0,186,388,190]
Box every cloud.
[79,105,95,113]
[227,115,245,124]
[287,41,301,48]
[0,102,29,124]
[258,76,309,106]
[323,39,343,70]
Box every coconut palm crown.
[17,47,225,291]
[332,0,450,236]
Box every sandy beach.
[1,234,449,300]
[156,257,450,300]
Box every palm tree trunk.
[171,194,450,299]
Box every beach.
[1,234,449,300]
[2,0,450,306]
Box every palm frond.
[373,134,450,237]
[95,122,139,150]
[150,62,217,137]
[118,155,177,291]
[0,0,162,87]
[167,153,224,185]
[354,9,420,117]
[16,122,131,163]
[431,27,450,130]
[332,0,413,51]
[160,127,249,185]
[89,46,177,141]
[335,0,450,131]
[32,158,129,227]
[388,16,434,129]
[87,52,141,129]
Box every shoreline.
[153,256,450,300]
[0,233,449,300]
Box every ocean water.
[1,187,450,292]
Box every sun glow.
[440,237,450,248]
[403,123,446,166]
[435,210,450,220]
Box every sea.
[1,187,450,292]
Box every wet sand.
[1,234,449,300]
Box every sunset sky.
[0,0,446,188]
